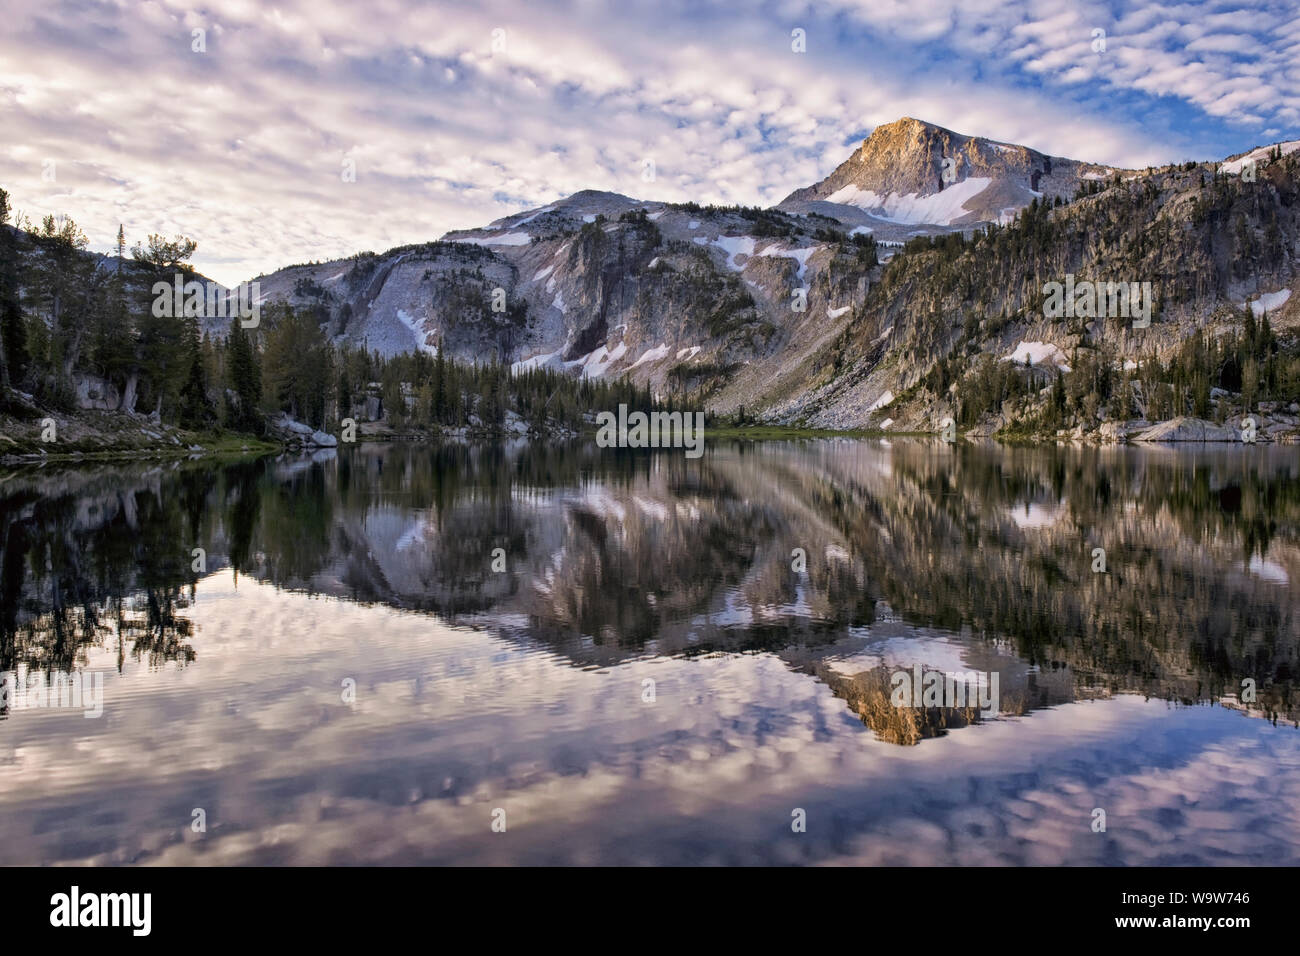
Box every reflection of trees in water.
[0,471,203,677]
[3,440,1296,728]
[259,463,335,584]
[224,460,264,576]
[125,443,874,656]
[805,443,1300,724]
[340,446,878,653]
[0,453,341,676]
[543,462,770,646]
[121,588,198,668]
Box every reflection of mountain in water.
[2,440,1297,734]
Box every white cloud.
[0,0,1293,284]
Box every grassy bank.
[0,410,281,465]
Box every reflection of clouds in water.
[1,574,1297,866]
[827,701,1300,866]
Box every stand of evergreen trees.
[329,339,662,435]
[0,189,668,439]
[2,189,216,423]
[925,304,1294,433]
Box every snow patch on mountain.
[579,487,627,521]
[630,343,672,369]
[458,231,533,246]
[567,342,628,378]
[1004,340,1071,371]
[396,309,437,355]
[512,350,561,374]
[512,205,555,226]
[710,236,757,271]
[1251,289,1292,316]
[757,243,819,280]
[394,520,428,554]
[824,177,992,225]
[1221,141,1300,174]
[633,496,669,521]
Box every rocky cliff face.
[247,119,1116,382]
[243,189,867,406]
[778,116,1119,236]
[232,118,1300,436]
[766,146,1300,432]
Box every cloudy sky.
[2,0,1297,285]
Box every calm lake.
[2,439,1298,865]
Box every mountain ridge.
[6,116,1300,446]
[777,116,1123,235]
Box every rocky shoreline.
[5,397,1295,468]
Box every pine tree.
[178,315,213,428]
[0,296,26,392]
[256,305,334,427]
[1259,313,1276,357]
[0,188,29,391]
[1051,368,1067,425]
[1242,357,1259,413]
[337,366,352,420]
[225,317,262,433]
[432,345,447,424]
[27,214,93,378]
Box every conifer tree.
[178,315,213,428]
[225,317,262,433]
